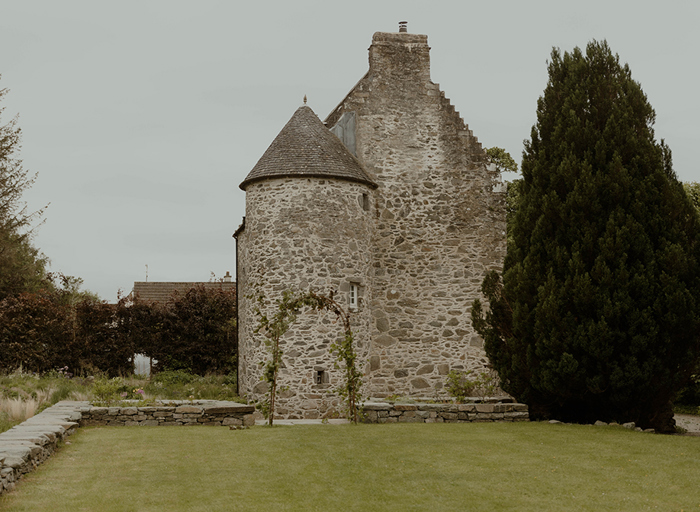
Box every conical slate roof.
[239,105,376,190]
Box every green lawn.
[1,422,698,511]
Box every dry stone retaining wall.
[362,401,529,424]
[0,401,81,495]
[79,401,256,427]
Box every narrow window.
[362,193,370,211]
[315,370,327,384]
[349,283,358,310]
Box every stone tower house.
[235,28,506,419]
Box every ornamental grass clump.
[0,368,93,432]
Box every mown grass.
[1,422,699,511]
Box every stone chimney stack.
[224,271,232,283]
[368,30,431,85]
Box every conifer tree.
[472,41,700,431]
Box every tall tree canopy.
[683,182,700,211]
[0,77,48,299]
[473,41,700,431]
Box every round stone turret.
[236,105,375,419]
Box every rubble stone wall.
[362,401,529,424]
[236,30,507,417]
[0,402,80,495]
[325,31,507,398]
[78,402,256,427]
[238,177,375,418]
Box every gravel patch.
[674,414,700,433]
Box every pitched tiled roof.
[132,281,235,304]
[239,105,376,190]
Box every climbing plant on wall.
[253,290,362,426]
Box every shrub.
[445,370,499,402]
[91,377,129,405]
[0,288,134,376]
[151,369,197,387]
[75,299,133,376]
[0,290,71,373]
[151,285,237,375]
[144,370,240,401]
[0,284,237,378]
[675,371,700,408]
[445,371,477,402]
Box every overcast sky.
[1,0,698,300]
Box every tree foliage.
[114,285,237,376]
[683,182,700,211]
[486,146,519,174]
[0,288,70,373]
[150,285,237,375]
[0,274,126,375]
[75,297,134,375]
[473,41,700,431]
[0,282,237,378]
[0,77,48,301]
[677,182,700,409]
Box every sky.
[0,0,698,300]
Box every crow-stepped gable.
[234,28,506,419]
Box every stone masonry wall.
[0,401,80,495]
[238,177,375,418]
[325,31,507,398]
[362,401,529,424]
[78,401,256,427]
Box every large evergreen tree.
[473,41,700,431]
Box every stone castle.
[234,26,506,419]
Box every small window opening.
[361,193,370,211]
[349,283,358,309]
[315,370,328,384]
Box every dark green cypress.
[473,41,700,431]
